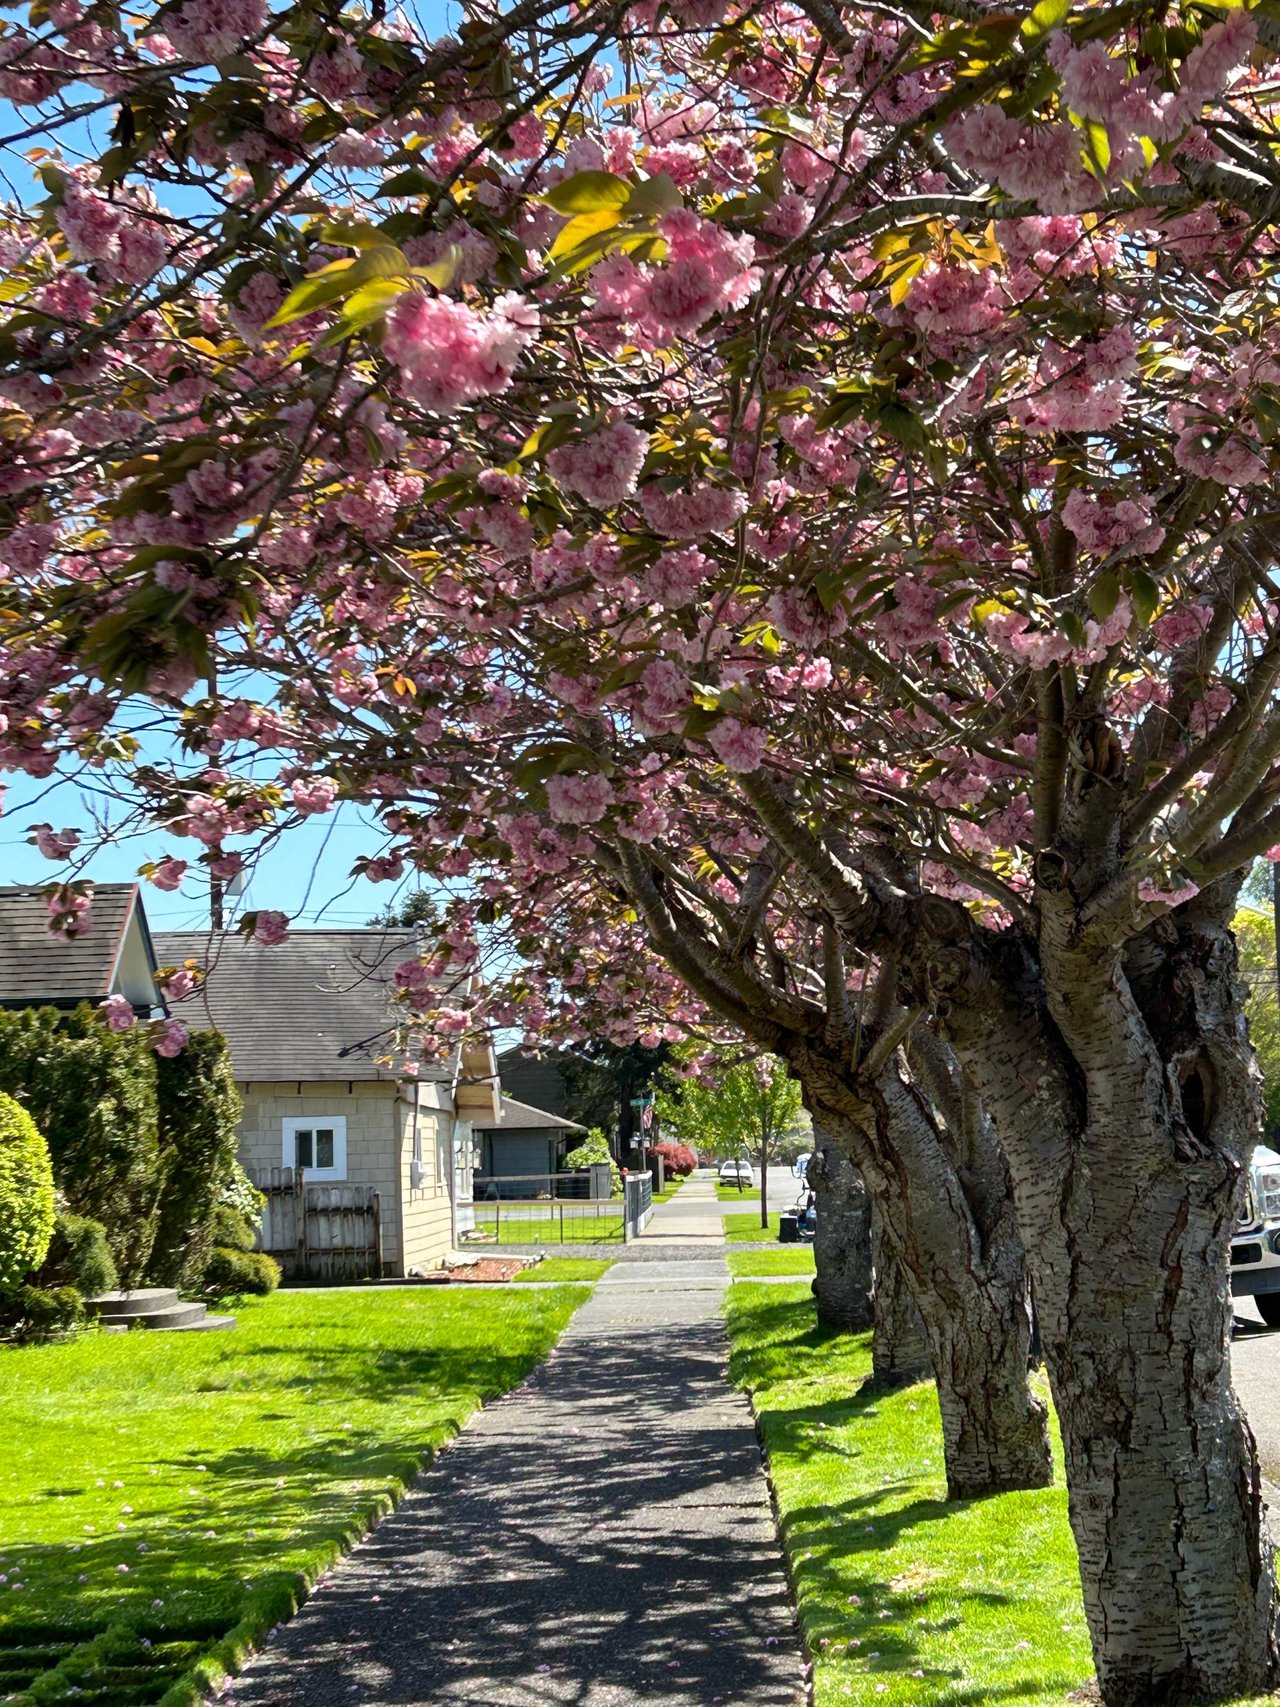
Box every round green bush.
[0,1284,83,1342]
[0,1092,56,1288]
[38,1212,118,1297]
[203,1246,279,1297]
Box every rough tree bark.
[799,1038,1053,1500]
[806,1131,873,1332]
[868,1199,929,1384]
[926,885,1280,1705]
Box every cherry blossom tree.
[7,0,1280,1694]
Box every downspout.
[447,1047,462,1250]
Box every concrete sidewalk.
[231,1256,805,1707]
[638,1170,730,1246]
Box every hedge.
[0,1006,160,1284]
[150,1030,242,1288]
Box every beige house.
[155,928,499,1276]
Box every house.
[0,884,163,1013]
[155,928,500,1275]
[473,1096,585,1197]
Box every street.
[1232,1300,1280,1487]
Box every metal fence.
[249,1166,382,1280]
[624,1171,653,1240]
[460,1169,625,1245]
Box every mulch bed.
[437,1258,532,1283]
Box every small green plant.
[0,1282,84,1341]
[560,1127,621,1195]
[202,1246,280,1298]
[38,1210,118,1296]
[0,1091,56,1289]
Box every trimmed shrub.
[203,1246,279,1298]
[0,1284,83,1342]
[651,1140,697,1178]
[0,1007,161,1283]
[209,1204,255,1253]
[0,1092,56,1288]
[561,1127,622,1195]
[37,1211,118,1297]
[150,1031,242,1288]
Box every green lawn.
[728,1248,815,1277]
[715,1183,762,1202]
[0,1287,587,1706]
[465,1209,625,1245]
[723,1282,1280,1707]
[509,1257,613,1282]
[722,1211,780,1242]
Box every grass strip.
[727,1249,815,1278]
[509,1258,613,1283]
[723,1282,1280,1707]
[723,1211,780,1242]
[0,1287,588,1704]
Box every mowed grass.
[716,1183,762,1202]
[724,1282,1087,1707]
[0,1287,587,1705]
[509,1257,613,1282]
[724,1283,1278,1707]
[728,1248,816,1278]
[467,1208,625,1244]
[723,1211,780,1242]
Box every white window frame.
[282,1115,348,1182]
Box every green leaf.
[1021,0,1070,45]
[314,277,407,347]
[625,172,682,216]
[1089,570,1120,622]
[1081,117,1111,175]
[542,171,633,215]
[1060,610,1088,649]
[1128,568,1160,626]
[876,400,927,449]
[264,246,410,331]
[376,167,437,198]
[549,207,625,261]
[413,245,461,291]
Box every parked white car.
[719,1159,756,1187]
[1231,1144,1280,1326]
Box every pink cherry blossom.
[706,718,767,772]
[101,993,137,1032]
[154,1019,189,1057]
[150,857,188,892]
[548,422,649,509]
[545,773,615,825]
[252,909,290,946]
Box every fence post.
[295,1168,307,1278]
[372,1190,382,1276]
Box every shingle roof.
[153,928,429,1082]
[0,884,150,1006]
[476,1095,586,1135]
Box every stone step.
[170,1313,236,1331]
[85,1288,180,1318]
[96,1301,212,1331]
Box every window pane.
[316,1129,335,1169]
[295,1130,313,1169]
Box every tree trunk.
[807,1135,873,1332]
[802,1051,1053,1500]
[868,1201,928,1382]
[937,885,1280,1702]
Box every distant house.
[155,928,500,1275]
[495,1045,581,1120]
[474,1096,585,1195]
[0,884,163,1014]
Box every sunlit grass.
[0,1287,587,1704]
[728,1248,815,1277]
[724,1283,1279,1707]
[723,1211,780,1242]
[509,1257,613,1282]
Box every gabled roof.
[0,884,160,1009]
[154,928,432,1082]
[476,1095,586,1135]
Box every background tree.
[657,1051,807,1230]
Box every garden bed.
[0,1286,588,1705]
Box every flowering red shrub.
[651,1142,697,1179]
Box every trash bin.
[778,1210,799,1245]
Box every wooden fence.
[248,1167,383,1281]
